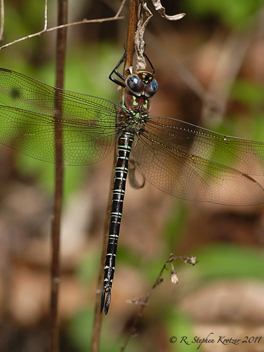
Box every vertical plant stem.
[90,1,138,351]
[50,1,67,351]
[124,0,138,73]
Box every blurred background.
[0,0,264,351]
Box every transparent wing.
[143,117,264,176]
[0,68,118,165]
[132,117,264,205]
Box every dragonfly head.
[125,71,158,98]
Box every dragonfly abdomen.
[101,131,134,314]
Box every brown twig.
[124,0,138,73]
[50,1,68,351]
[0,0,124,50]
[120,254,198,352]
[90,1,138,351]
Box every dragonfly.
[1,52,264,314]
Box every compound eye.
[144,79,158,98]
[126,75,144,95]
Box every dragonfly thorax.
[121,93,150,112]
[119,94,149,134]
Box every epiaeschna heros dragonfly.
[1,52,264,314]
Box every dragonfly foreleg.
[143,52,155,74]
[109,50,128,88]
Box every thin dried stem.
[50,1,68,351]
[120,254,198,352]
[0,0,123,51]
[44,0,48,30]
[114,0,127,18]
[0,0,4,40]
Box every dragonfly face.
[125,71,158,98]
[118,69,158,135]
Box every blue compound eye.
[144,79,158,98]
[126,75,144,96]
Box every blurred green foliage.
[166,311,196,352]
[76,249,101,286]
[229,79,264,142]
[231,80,264,107]
[185,0,263,28]
[1,1,264,351]
[1,2,122,201]
[194,243,264,283]
[165,201,189,250]
[1,44,122,200]
[67,308,140,352]
[67,309,120,352]
[70,240,264,350]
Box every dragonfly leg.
[109,50,127,88]
[143,52,155,74]
[109,48,155,88]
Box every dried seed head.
[170,271,179,284]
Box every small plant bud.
[170,272,179,284]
